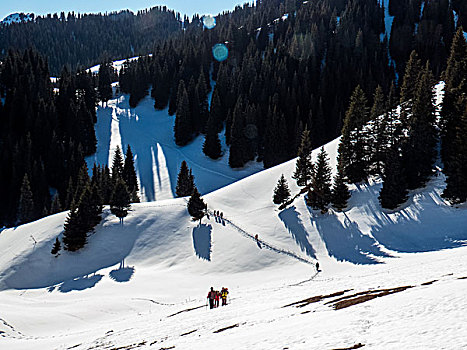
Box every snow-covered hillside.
[1,13,33,25]
[85,76,263,202]
[1,78,467,348]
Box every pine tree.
[210,88,224,132]
[338,85,369,183]
[176,161,195,197]
[229,96,247,168]
[442,103,467,204]
[187,186,207,223]
[110,178,131,224]
[98,59,113,103]
[379,145,408,209]
[399,51,422,127]
[174,80,193,146]
[369,85,388,175]
[292,128,313,187]
[63,208,87,251]
[111,146,124,180]
[51,237,61,256]
[332,160,351,212]
[307,147,332,212]
[122,145,140,202]
[403,63,436,190]
[203,113,222,159]
[17,174,35,225]
[273,174,291,205]
[50,193,62,214]
[74,162,91,205]
[441,27,467,174]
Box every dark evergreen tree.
[51,237,61,256]
[273,174,291,205]
[229,97,248,168]
[111,146,124,180]
[98,58,113,103]
[174,80,193,146]
[17,174,35,225]
[110,178,131,224]
[307,147,332,212]
[63,208,87,251]
[292,128,313,187]
[332,160,351,212]
[203,113,222,159]
[338,85,369,183]
[209,88,224,133]
[379,145,408,210]
[175,160,195,197]
[368,85,388,175]
[441,27,467,174]
[187,186,207,223]
[50,193,62,214]
[442,103,467,204]
[403,63,437,190]
[122,145,140,202]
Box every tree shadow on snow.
[109,259,135,282]
[192,224,212,261]
[279,206,316,258]
[58,274,103,293]
[368,189,467,253]
[311,206,391,264]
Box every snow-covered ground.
[2,86,467,348]
[86,84,263,202]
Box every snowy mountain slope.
[86,80,263,202]
[1,82,467,348]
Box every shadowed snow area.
[86,88,263,202]
[1,82,467,349]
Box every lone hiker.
[316,261,320,272]
[207,287,216,309]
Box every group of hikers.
[213,211,224,219]
[207,287,229,309]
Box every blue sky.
[1,1,251,21]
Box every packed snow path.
[207,208,317,267]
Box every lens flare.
[212,44,229,62]
[203,15,216,29]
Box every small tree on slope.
[332,160,351,212]
[292,128,313,187]
[187,186,207,223]
[307,147,332,212]
[176,161,195,197]
[110,178,131,224]
[379,145,408,210]
[17,174,35,225]
[51,237,61,256]
[123,145,140,202]
[273,174,291,205]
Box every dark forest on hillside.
[1,0,467,227]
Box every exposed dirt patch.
[458,276,467,280]
[283,290,352,308]
[180,329,197,336]
[159,347,175,350]
[167,305,204,318]
[421,280,437,286]
[301,310,311,314]
[329,286,413,310]
[109,341,146,350]
[213,324,239,333]
[332,343,365,350]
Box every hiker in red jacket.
[207,287,215,309]
[215,290,220,307]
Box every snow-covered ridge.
[1,13,33,25]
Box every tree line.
[274,27,467,212]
